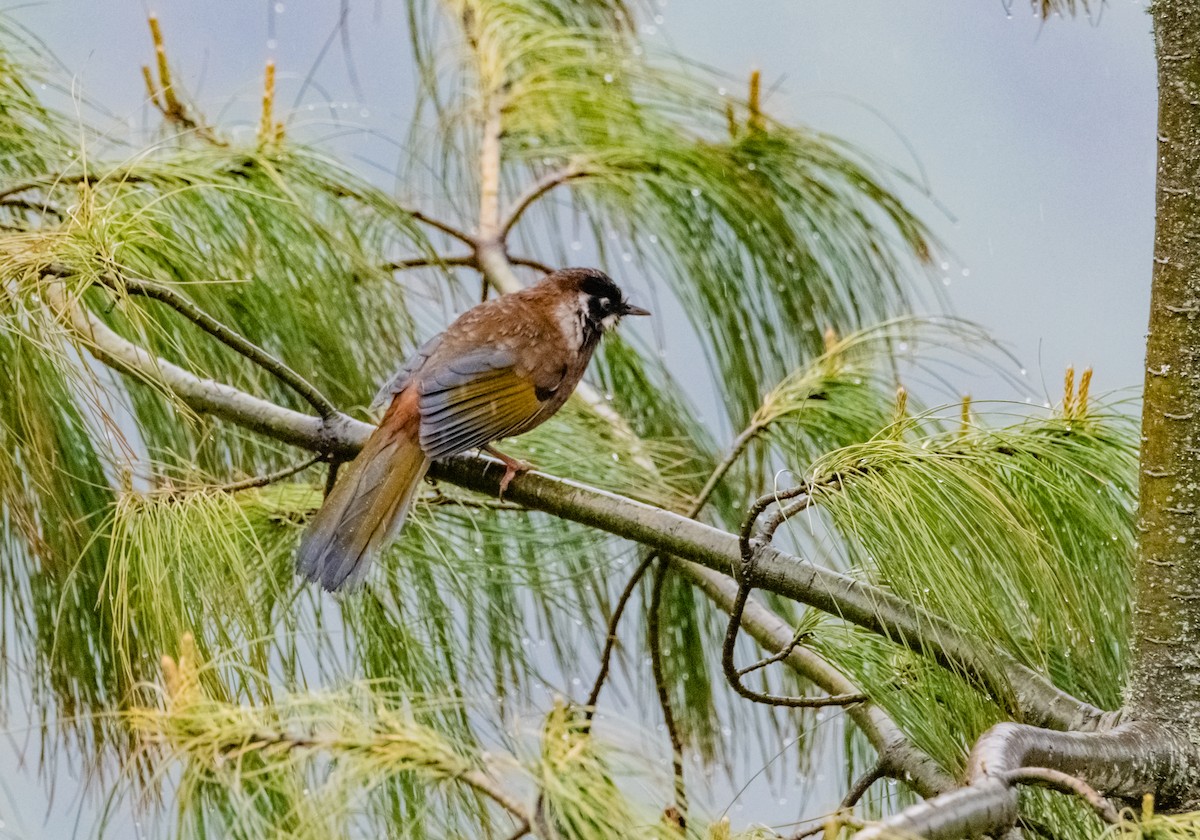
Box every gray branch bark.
[43,279,1102,736]
[856,721,1198,839]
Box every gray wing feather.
[370,334,444,411]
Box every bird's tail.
[297,391,430,592]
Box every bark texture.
[1130,0,1200,750]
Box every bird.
[296,267,650,592]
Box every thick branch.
[856,720,1197,839]
[52,287,1101,733]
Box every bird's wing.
[371,334,444,412]
[416,346,555,459]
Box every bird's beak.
[622,303,651,317]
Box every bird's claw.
[483,445,531,498]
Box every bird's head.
[547,267,650,338]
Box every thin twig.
[684,560,956,798]
[722,489,868,708]
[840,761,886,810]
[458,768,533,825]
[383,252,554,276]
[409,210,477,246]
[1000,767,1121,825]
[209,455,323,493]
[95,270,339,418]
[500,822,531,840]
[583,423,757,714]
[499,163,592,238]
[721,561,868,709]
[788,814,865,840]
[648,559,687,827]
[508,255,555,274]
[735,625,810,677]
[584,552,656,712]
[691,423,763,517]
[383,253,477,271]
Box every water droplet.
[690,188,702,197]
[1019,368,1027,376]
[570,240,582,251]
[962,268,971,277]
[274,2,285,12]
[603,73,614,83]
[747,162,756,171]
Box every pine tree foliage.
[0,2,1161,838]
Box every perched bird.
[296,267,650,592]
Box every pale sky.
[0,1,1159,835]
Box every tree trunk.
[1130,0,1200,743]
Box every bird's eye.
[597,297,610,309]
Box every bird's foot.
[483,445,531,497]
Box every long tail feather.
[297,392,430,592]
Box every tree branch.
[458,768,533,826]
[48,284,1103,735]
[648,560,687,826]
[383,253,477,271]
[41,281,363,459]
[855,720,1196,839]
[382,252,554,275]
[999,767,1120,825]
[499,163,592,238]
[584,552,655,712]
[87,269,339,418]
[682,560,955,799]
[408,210,478,247]
[841,761,887,810]
[190,454,324,494]
[508,255,555,274]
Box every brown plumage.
[297,267,649,592]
